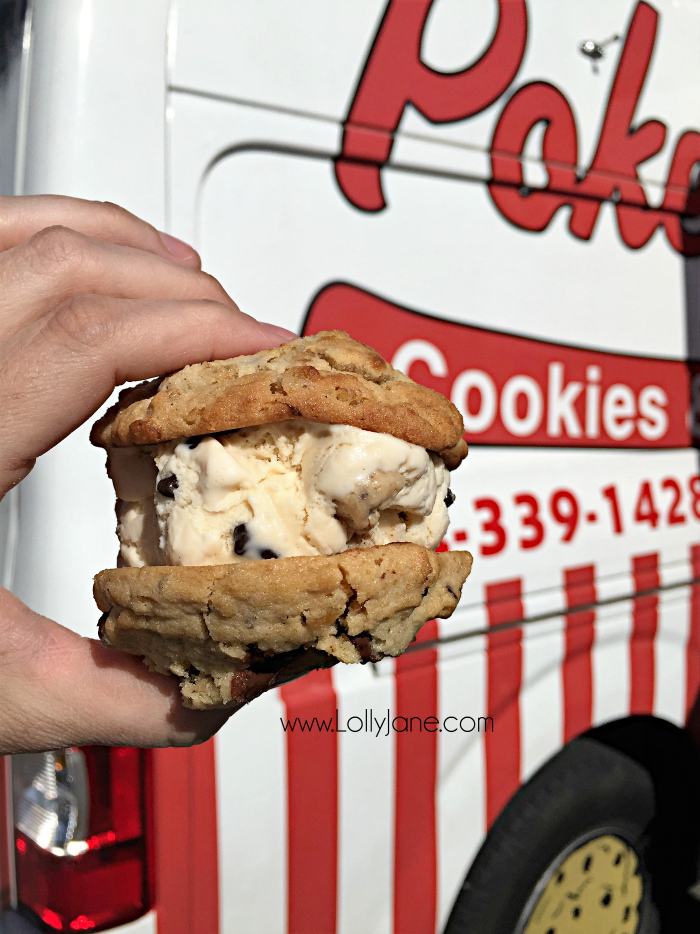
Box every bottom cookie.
[94,543,472,709]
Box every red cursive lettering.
[489,2,675,251]
[337,0,700,256]
[489,81,578,232]
[569,1,665,245]
[335,0,528,211]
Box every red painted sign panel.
[304,282,697,448]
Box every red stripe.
[562,565,596,743]
[686,545,700,719]
[281,670,338,934]
[393,619,438,934]
[0,758,10,908]
[152,741,219,934]
[485,580,523,829]
[630,553,660,715]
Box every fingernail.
[158,230,197,259]
[262,323,298,341]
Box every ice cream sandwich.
[92,331,472,709]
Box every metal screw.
[578,34,619,73]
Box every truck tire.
[444,728,700,934]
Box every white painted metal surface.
[3,1,700,932]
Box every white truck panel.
[192,144,685,356]
[5,2,700,931]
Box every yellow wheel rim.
[521,834,644,934]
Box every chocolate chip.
[398,511,408,521]
[350,633,385,664]
[233,524,249,556]
[351,635,373,663]
[157,474,178,498]
[248,645,303,673]
[444,489,455,507]
[185,435,205,449]
[260,548,278,560]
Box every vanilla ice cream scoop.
[108,420,453,567]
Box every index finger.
[0,195,200,267]
[0,296,296,495]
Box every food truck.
[2,0,700,930]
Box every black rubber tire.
[444,723,700,934]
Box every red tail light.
[12,747,150,932]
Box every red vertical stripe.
[151,741,219,934]
[686,545,700,719]
[281,670,338,934]
[562,565,596,743]
[485,580,523,829]
[0,758,10,908]
[394,619,438,934]
[630,553,660,715]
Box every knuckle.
[99,200,141,227]
[97,201,159,243]
[27,225,90,274]
[51,293,116,350]
[197,270,228,296]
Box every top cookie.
[91,331,468,468]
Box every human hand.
[0,195,295,753]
